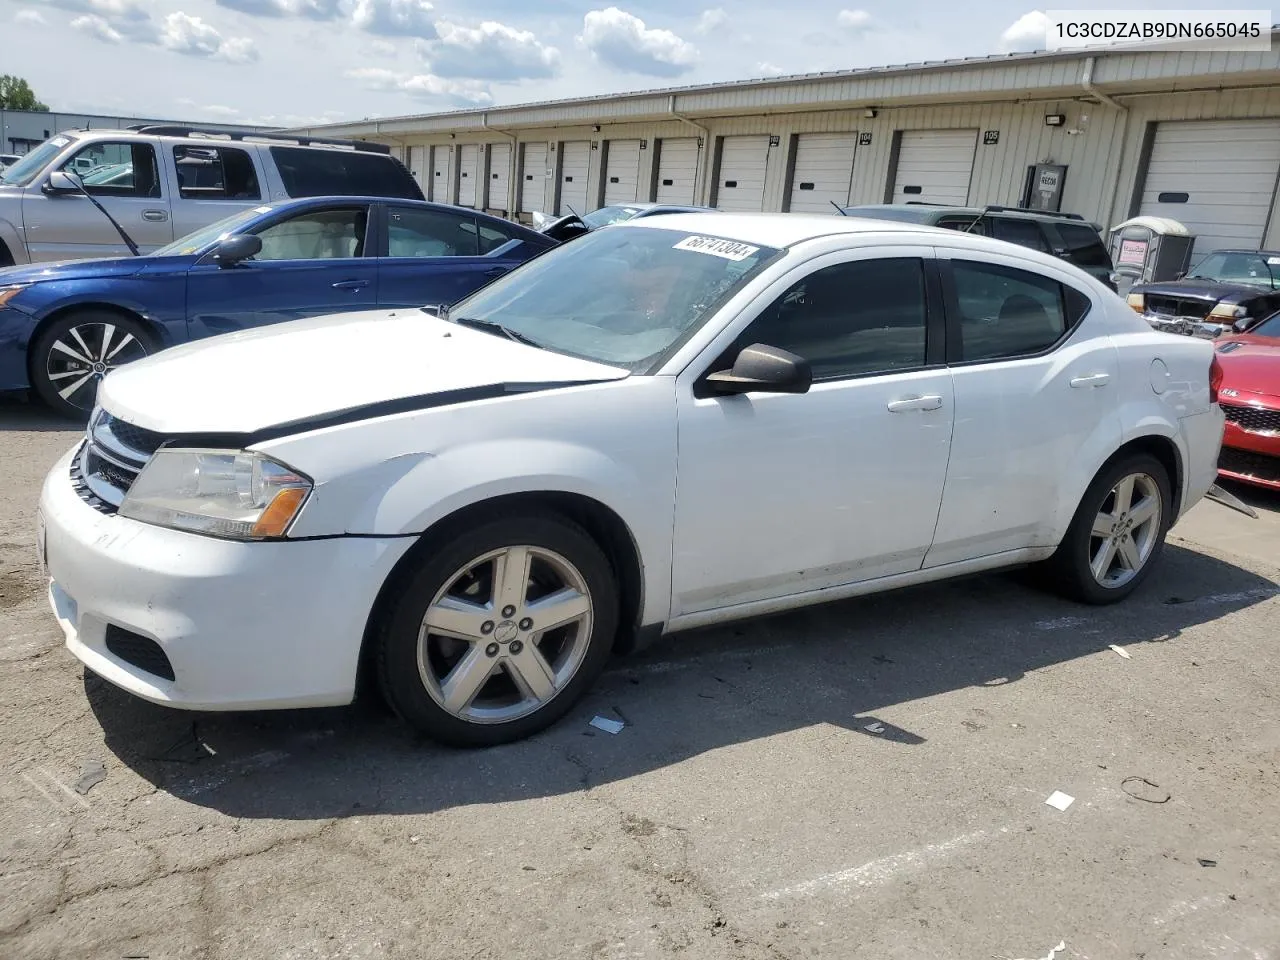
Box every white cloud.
[15,9,46,23]
[695,8,727,34]
[351,0,436,39]
[70,13,124,42]
[202,104,242,117]
[421,20,560,81]
[998,10,1048,52]
[836,9,872,31]
[215,0,342,19]
[345,66,492,105]
[367,38,399,56]
[757,61,785,76]
[578,7,698,78]
[159,12,259,62]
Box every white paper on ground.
[589,716,625,734]
[1045,791,1075,812]
[1109,644,1132,659]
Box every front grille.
[1219,447,1280,484]
[1221,402,1280,435]
[1145,295,1213,321]
[104,625,176,681]
[71,411,170,514]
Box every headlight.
[119,449,311,540]
[1125,292,1145,312]
[1208,303,1248,320]
[0,285,28,308]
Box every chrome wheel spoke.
[439,646,496,714]
[506,643,557,702]
[69,326,95,363]
[1091,538,1118,582]
[423,596,490,642]
[57,371,95,401]
[105,331,137,362]
[492,545,531,611]
[1091,512,1115,539]
[1116,533,1143,572]
[1089,472,1162,588]
[1112,475,1136,514]
[51,338,93,365]
[97,323,117,362]
[1129,495,1158,528]
[527,587,590,635]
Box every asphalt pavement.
[1,395,1277,960]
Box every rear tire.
[30,310,154,420]
[0,241,13,268]
[377,513,619,747]
[1043,453,1172,604]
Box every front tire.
[377,513,619,746]
[30,310,154,419]
[1045,453,1172,604]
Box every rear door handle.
[887,394,943,413]
[142,209,168,222]
[1069,373,1111,388]
[332,279,370,290]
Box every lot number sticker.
[673,236,760,261]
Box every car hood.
[1133,279,1268,303]
[98,308,631,435]
[1216,337,1280,398]
[0,254,151,285]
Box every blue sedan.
[0,196,555,417]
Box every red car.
[1214,310,1280,490]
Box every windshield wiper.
[449,315,545,349]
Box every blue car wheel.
[30,310,154,419]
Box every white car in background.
[38,213,1225,745]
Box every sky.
[0,0,1263,127]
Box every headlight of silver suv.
[119,449,311,540]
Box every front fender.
[0,216,29,266]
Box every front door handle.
[887,394,943,413]
[332,279,370,290]
[142,209,168,222]
[1069,373,1111,388]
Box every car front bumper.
[1143,312,1232,340]
[39,444,416,711]
[1218,420,1280,491]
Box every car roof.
[255,195,546,236]
[1202,248,1280,257]
[626,210,977,248]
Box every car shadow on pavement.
[84,541,1278,821]
[0,395,80,432]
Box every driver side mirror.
[44,170,84,195]
[211,234,262,267]
[703,343,812,396]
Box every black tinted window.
[738,258,928,380]
[990,218,1049,252]
[174,146,260,200]
[937,217,982,232]
[952,260,1089,361]
[1053,223,1111,268]
[387,207,478,257]
[270,147,420,200]
[66,142,161,198]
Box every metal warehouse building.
[299,31,1280,256]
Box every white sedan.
[38,213,1225,745]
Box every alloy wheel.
[45,322,149,411]
[1088,472,1162,588]
[416,544,594,724]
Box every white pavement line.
[1151,894,1230,926]
[20,772,69,813]
[39,768,91,809]
[760,827,1003,900]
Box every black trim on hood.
[155,379,620,450]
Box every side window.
[990,218,1050,252]
[1051,222,1111,268]
[951,260,1090,361]
[937,217,983,233]
[269,146,421,200]
[386,207,480,257]
[730,258,929,381]
[63,142,161,198]
[173,146,261,200]
[475,219,524,255]
[253,207,369,261]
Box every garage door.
[457,144,480,207]
[488,142,512,212]
[408,146,426,191]
[656,137,699,205]
[430,145,452,203]
[1139,119,1280,258]
[892,129,978,206]
[788,133,858,213]
[604,139,642,205]
[714,135,771,212]
[558,140,590,214]
[520,142,548,214]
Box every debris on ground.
[73,758,106,795]
[997,940,1067,960]
[863,722,886,734]
[1109,644,1132,659]
[1044,791,1075,812]
[1121,776,1171,803]
[589,716,625,735]
[1198,858,1217,867]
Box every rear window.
[1053,222,1112,269]
[990,217,1050,252]
[269,146,422,200]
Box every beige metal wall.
[382,87,1280,235]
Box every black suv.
[841,204,1116,289]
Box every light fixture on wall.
[863,108,877,119]
[592,124,601,132]
[1045,113,1066,126]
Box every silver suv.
[0,126,422,266]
